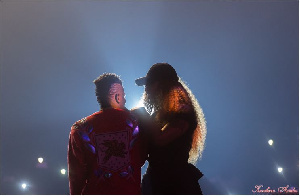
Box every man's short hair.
[93,73,122,109]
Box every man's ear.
[115,94,120,104]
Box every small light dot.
[38,157,44,163]
[268,140,273,146]
[278,167,283,173]
[61,169,66,175]
[21,183,27,189]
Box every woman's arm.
[151,118,189,146]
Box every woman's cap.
[135,63,178,86]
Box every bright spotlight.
[135,99,144,108]
[61,169,66,175]
[278,167,283,173]
[38,157,44,163]
[268,139,273,146]
[21,183,27,189]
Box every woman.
[134,63,207,194]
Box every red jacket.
[68,108,146,195]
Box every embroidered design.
[94,116,139,180]
[95,131,130,171]
[119,165,135,181]
[132,126,139,137]
[126,119,133,128]
[102,140,127,163]
[72,117,88,130]
[120,171,129,177]
[127,117,139,150]
[104,173,112,178]
[73,118,95,154]
[78,131,90,142]
[85,143,96,154]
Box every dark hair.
[93,73,122,109]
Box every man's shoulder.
[100,108,133,120]
[103,108,131,115]
[70,109,131,134]
[70,111,101,134]
[71,117,88,134]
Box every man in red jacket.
[68,73,147,195]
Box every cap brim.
[135,77,147,86]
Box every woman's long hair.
[143,78,207,165]
[179,78,207,164]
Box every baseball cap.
[135,63,179,86]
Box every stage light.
[21,183,27,189]
[268,139,273,146]
[135,99,144,108]
[61,169,66,175]
[278,167,283,173]
[38,157,44,163]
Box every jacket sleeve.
[68,127,87,195]
[130,107,151,165]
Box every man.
[135,63,207,194]
[68,73,146,195]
